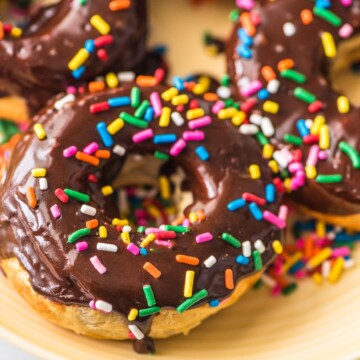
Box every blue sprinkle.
[265,184,276,203]
[315,0,330,8]
[153,134,177,144]
[140,248,148,256]
[236,255,250,265]
[108,97,131,108]
[288,261,305,275]
[237,28,253,47]
[172,76,185,91]
[72,66,86,79]
[195,146,210,161]
[227,198,246,211]
[96,122,114,147]
[144,107,154,122]
[236,44,252,59]
[152,44,167,55]
[257,89,269,100]
[209,299,220,307]
[84,39,95,53]
[296,119,310,137]
[249,202,263,220]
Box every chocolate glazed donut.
[0,82,283,352]
[0,0,147,115]
[226,0,360,230]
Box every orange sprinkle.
[203,92,218,102]
[240,12,256,36]
[109,0,131,11]
[88,81,105,93]
[0,22,4,40]
[171,214,186,226]
[304,236,314,259]
[136,75,158,87]
[196,209,206,222]
[185,82,196,91]
[225,269,234,290]
[143,262,162,279]
[261,66,276,82]
[277,59,295,71]
[300,9,313,25]
[268,270,289,288]
[26,187,37,208]
[95,149,111,159]
[75,151,100,166]
[176,255,200,266]
[86,219,99,229]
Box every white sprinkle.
[283,22,296,37]
[122,225,132,233]
[344,258,355,269]
[267,79,280,94]
[97,243,118,253]
[217,85,231,99]
[234,59,244,76]
[254,239,266,254]
[327,231,336,240]
[239,124,259,135]
[249,113,262,125]
[95,300,113,313]
[80,204,97,216]
[305,119,313,129]
[129,324,144,340]
[273,150,289,168]
[204,255,217,268]
[39,178,48,191]
[261,273,277,288]
[242,241,251,257]
[171,111,185,127]
[94,76,105,81]
[321,260,331,279]
[261,117,275,137]
[238,76,250,89]
[117,71,135,82]
[54,94,75,111]
[113,144,126,156]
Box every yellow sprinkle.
[128,308,138,321]
[159,107,171,127]
[305,165,317,179]
[147,205,162,219]
[321,32,337,58]
[107,118,124,135]
[33,123,46,140]
[249,164,261,179]
[268,160,279,174]
[272,240,283,254]
[312,272,323,285]
[171,94,189,106]
[90,14,111,35]
[263,144,274,159]
[186,108,205,120]
[263,100,279,114]
[282,251,303,274]
[161,87,179,102]
[105,72,119,88]
[199,76,211,87]
[112,218,129,226]
[165,206,177,216]
[189,212,198,223]
[184,270,195,298]
[159,176,170,200]
[99,226,107,238]
[31,168,47,178]
[206,44,219,56]
[307,247,332,269]
[68,48,90,71]
[10,27,22,38]
[218,107,238,120]
[283,178,292,193]
[121,231,130,245]
[193,84,207,95]
[337,96,350,114]
[319,124,330,150]
[101,185,113,196]
[140,233,156,248]
[316,221,326,238]
[231,111,246,126]
[328,257,345,284]
[310,115,325,135]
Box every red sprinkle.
[88,174,98,183]
[292,149,303,163]
[303,134,319,145]
[189,99,200,109]
[273,178,286,193]
[154,68,166,83]
[156,231,177,240]
[308,100,323,113]
[94,35,114,47]
[242,192,266,206]
[55,188,69,203]
[97,49,108,61]
[241,98,257,113]
[90,102,110,114]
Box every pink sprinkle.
[306,145,319,166]
[278,205,288,221]
[236,0,255,10]
[332,246,351,258]
[176,104,185,112]
[288,162,303,173]
[272,284,281,297]
[340,0,352,7]
[76,241,89,252]
[280,147,294,163]
[89,300,96,309]
[83,142,99,155]
[263,211,286,229]
[50,204,61,219]
[55,188,69,203]
[150,92,162,117]
[67,86,77,94]
[212,100,225,114]
[155,240,175,248]
[318,150,327,160]
[295,270,306,279]
[182,130,205,142]
[90,256,107,274]
[63,146,77,158]
[240,80,263,98]
[127,243,140,256]
[154,68,165,83]
[339,23,353,38]
[296,238,305,249]
[195,232,213,244]
[145,227,161,234]
[169,139,187,156]
[132,129,154,143]
[182,218,190,227]
[188,116,212,130]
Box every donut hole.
[329,33,360,106]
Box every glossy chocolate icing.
[0,0,147,114]
[226,0,360,215]
[0,83,282,342]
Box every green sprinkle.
[316,174,343,183]
[280,169,290,179]
[120,112,148,129]
[203,32,212,45]
[138,306,161,317]
[221,74,231,87]
[253,279,262,290]
[255,132,269,146]
[221,233,241,249]
[253,250,263,271]
[176,289,208,313]
[163,225,189,233]
[284,133,303,146]
[134,100,150,118]
[137,226,146,233]
[0,119,19,145]
[313,7,342,27]
[293,87,317,104]
[229,8,240,22]
[280,69,307,84]
[68,228,91,244]
[232,102,241,110]
[143,285,156,307]
[281,283,298,296]
[64,188,90,203]
[339,141,360,169]
[224,99,235,108]
[131,86,141,108]
[154,151,170,161]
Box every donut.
[226,0,360,230]
[0,0,147,121]
[0,79,284,352]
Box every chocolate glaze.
[227,0,360,215]
[0,0,147,114]
[0,83,282,346]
